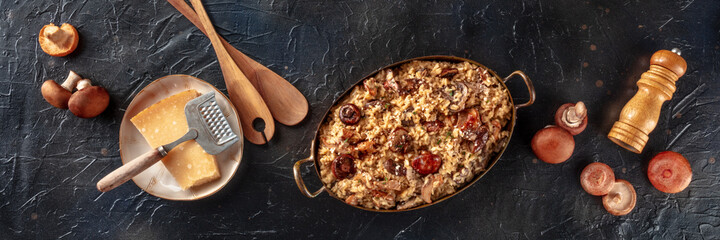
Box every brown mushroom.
[41,71,82,109]
[531,126,575,164]
[555,101,587,135]
[68,79,109,118]
[602,179,636,216]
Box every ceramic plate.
[119,74,244,200]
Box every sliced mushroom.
[400,78,421,95]
[423,119,445,133]
[339,103,362,125]
[438,68,459,79]
[356,140,376,154]
[443,82,469,112]
[389,127,411,153]
[401,106,415,127]
[384,159,406,176]
[332,154,356,179]
[420,175,444,203]
[363,78,380,97]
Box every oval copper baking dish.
[293,55,535,212]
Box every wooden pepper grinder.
[608,49,687,153]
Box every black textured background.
[1,0,719,239]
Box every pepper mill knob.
[608,49,687,153]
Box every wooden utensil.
[608,49,687,153]
[189,0,274,145]
[167,0,308,126]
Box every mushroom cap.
[68,86,109,118]
[555,103,587,135]
[602,179,636,216]
[39,23,79,57]
[648,151,692,193]
[531,126,575,164]
[41,80,73,109]
[580,162,615,196]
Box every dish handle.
[293,155,325,198]
[504,70,535,109]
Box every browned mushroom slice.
[364,99,385,109]
[438,68,459,78]
[357,140,376,154]
[384,159,406,176]
[423,119,445,133]
[332,154,356,179]
[443,82,468,112]
[400,78,421,95]
[389,127,411,153]
[383,77,400,93]
[363,79,379,97]
[420,175,443,203]
[401,107,416,127]
[339,103,362,125]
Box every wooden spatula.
[189,0,274,145]
[167,0,308,126]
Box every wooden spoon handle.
[167,0,308,126]
[189,0,274,144]
[97,148,164,192]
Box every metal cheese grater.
[97,92,238,192]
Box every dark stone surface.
[1,0,719,239]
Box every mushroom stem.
[76,78,92,90]
[563,102,587,127]
[574,101,587,119]
[60,71,82,91]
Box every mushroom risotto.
[318,60,512,210]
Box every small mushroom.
[647,151,692,193]
[531,126,575,164]
[580,162,615,196]
[602,179,636,216]
[555,101,587,135]
[41,71,82,109]
[68,79,110,118]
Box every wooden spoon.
[189,0,274,145]
[167,0,308,126]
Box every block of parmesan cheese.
[130,89,221,190]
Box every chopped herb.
[485,99,490,104]
[384,103,391,109]
[343,138,349,143]
[412,111,417,115]
[446,131,452,137]
[436,139,442,144]
[450,90,455,96]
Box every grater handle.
[97,147,165,192]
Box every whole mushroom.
[41,71,82,109]
[68,79,109,118]
[555,101,587,135]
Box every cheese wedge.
[130,90,221,189]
